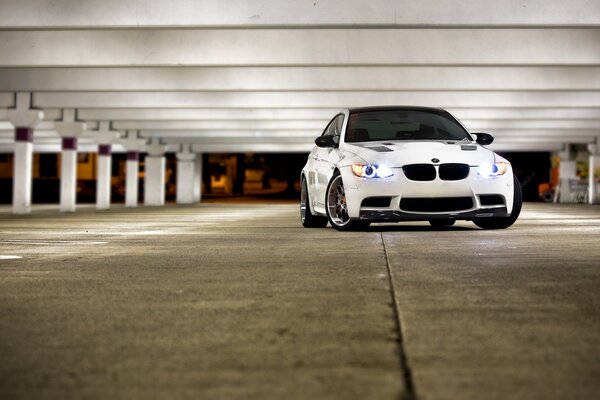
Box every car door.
[310,119,335,211]
[314,114,345,210]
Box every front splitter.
[359,207,509,222]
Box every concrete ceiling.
[0,0,599,153]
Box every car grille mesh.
[439,163,470,180]
[402,164,436,181]
[403,163,470,181]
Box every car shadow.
[365,224,479,232]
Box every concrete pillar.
[558,146,577,203]
[7,92,44,214]
[97,144,112,210]
[119,132,146,208]
[194,153,202,203]
[55,109,86,212]
[93,122,120,210]
[176,145,196,204]
[589,140,599,205]
[59,138,77,212]
[144,138,167,206]
[126,151,139,207]
[13,129,34,214]
[145,156,166,206]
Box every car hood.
[343,141,496,167]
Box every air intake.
[400,197,473,212]
[479,194,505,206]
[361,197,392,208]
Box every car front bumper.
[340,165,514,220]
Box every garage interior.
[0,1,599,399]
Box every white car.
[300,106,522,231]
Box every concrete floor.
[0,203,598,400]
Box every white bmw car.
[300,106,522,231]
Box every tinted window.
[334,114,344,136]
[322,114,344,137]
[321,119,336,136]
[321,114,344,146]
[345,110,471,143]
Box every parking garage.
[0,1,599,399]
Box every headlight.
[478,162,509,177]
[351,164,394,179]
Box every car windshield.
[345,110,472,143]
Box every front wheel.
[325,172,369,231]
[300,178,328,228]
[473,175,523,230]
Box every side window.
[334,114,344,137]
[321,119,336,137]
[332,114,344,144]
[320,114,344,146]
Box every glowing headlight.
[351,164,394,179]
[478,162,509,177]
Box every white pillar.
[558,146,577,203]
[590,155,596,205]
[144,139,167,206]
[119,132,146,208]
[93,122,120,210]
[97,144,112,210]
[55,109,86,213]
[125,151,139,207]
[7,93,44,215]
[194,153,202,203]
[145,156,166,206]
[589,141,599,205]
[12,129,34,214]
[59,139,77,212]
[176,147,196,204]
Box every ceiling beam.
[76,108,340,121]
[1,66,599,91]
[1,29,599,67]
[1,0,598,28]
[69,107,600,122]
[464,120,600,130]
[113,121,324,131]
[449,108,600,120]
[107,119,600,131]
[30,91,600,109]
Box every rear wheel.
[429,219,456,229]
[300,178,328,228]
[325,172,369,231]
[473,175,523,230]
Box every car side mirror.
[474,132,494,146]
[315,135,335,148]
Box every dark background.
[0,152,550,204]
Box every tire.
[473,175,523,230]
[540,190,554,203]
[325,171,368,231]
[300,177,328,228]
[429,219,456,228]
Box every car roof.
[348,105,448,114]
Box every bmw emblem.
[431,158,440,163]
